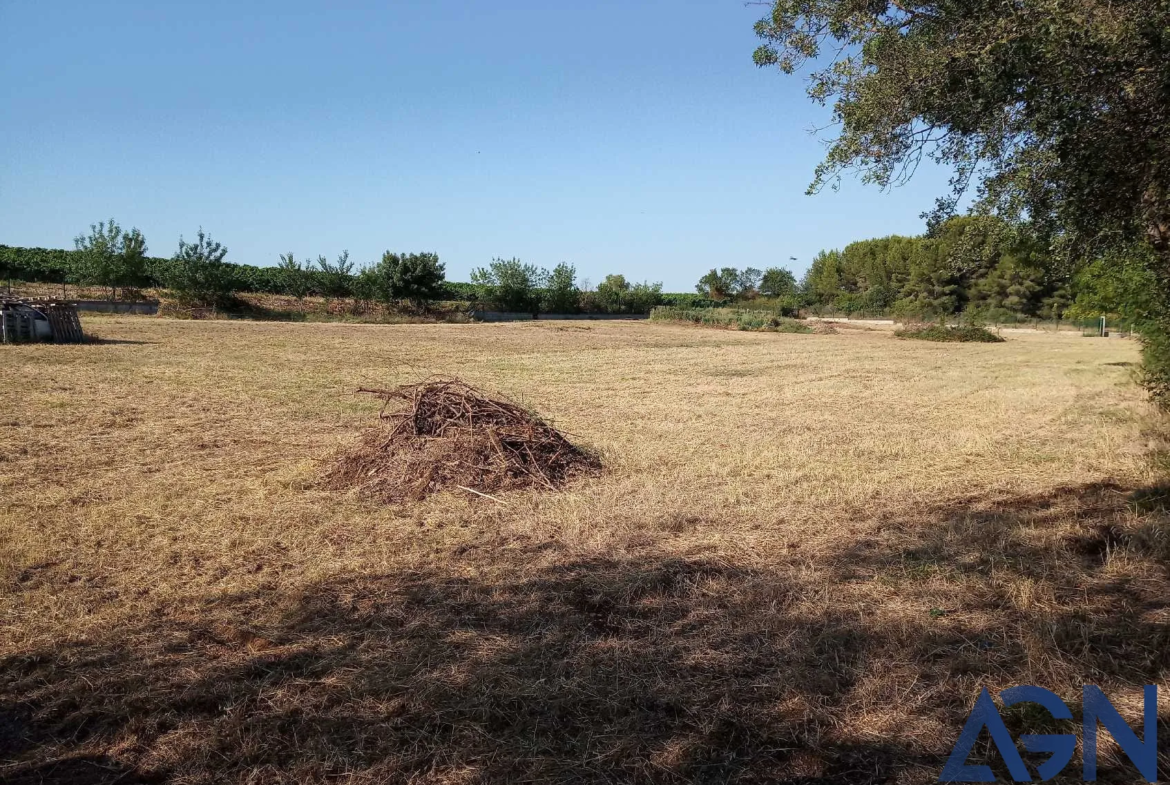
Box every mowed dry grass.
[2,317,1169,784]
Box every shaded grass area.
[894,325,1005,343]
[649,306,811,333]
[3,482,1170,784]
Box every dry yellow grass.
[2,316,1168,783]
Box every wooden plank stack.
[1,298,84,344]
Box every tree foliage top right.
[753,0,1170,267]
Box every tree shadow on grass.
[3,482,1169,783]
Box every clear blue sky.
[1,0,954,290]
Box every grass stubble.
[1,316,1168,783]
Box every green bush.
[1140,320,1170,408]
[659,293,728,309]
[894,324,1005,343]
[650,306,810,333]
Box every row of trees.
[693,215,1153,327]
[799,216,1076,321]
[470,259,663,314]
[695,266,798,301]
[3,223,668,313]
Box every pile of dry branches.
[326,378,600,502]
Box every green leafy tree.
[736,267,764,298]
[596,274,631,312]
[753,0,1170,255]
[73,219,149,300]
[470,258,546,312]
[696,268,740,299]
[1066,246,1161,325]
[166,228,235,309]
[542,262,580,313]
[753,0,1170,398]
[801,251,842,306]
[277,252,312,301]
[120,229,149,295]
[627,280,664,313]
[760,267,797,298]
[368,251,447,305]
[352,264,379,308]
[315,251,354,299]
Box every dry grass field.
[3,316,1169,783]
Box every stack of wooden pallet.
[1,298,84,344]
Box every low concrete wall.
[473,311,650,322]
[74,300,159,315]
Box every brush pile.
[326,378,600,502]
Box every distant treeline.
[0,241,718,314]
[0,244,324,296]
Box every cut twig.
[455,485,509,505]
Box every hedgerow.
[650,306,810,333]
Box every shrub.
[442,281,480,302]
[659,293,728,309]
[894,324,1005,343]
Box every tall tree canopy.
[753,0,1170,266]
[755,0,1170,403]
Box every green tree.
[73,219,149,300]
[801,251,842,306]
[367,251,447,305]
[1066,247,1161,326]
[760,267,797,298]
[315,251,354,299]
[166,228,235,309]
[753,0,1170,255]
[896,251,960,321]
[596,274,631,312]
[470,258,546,312]
[971,255,1045,321]
[696,268,739,300]
[352,264,379,308]
[753,0,1170,398]
[277,252,312,301]
[627,280,664,313]
[736,267,764,298]
[542,262,580,313]
[1039,285,1073,322]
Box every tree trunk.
[1143,182,1170,280]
